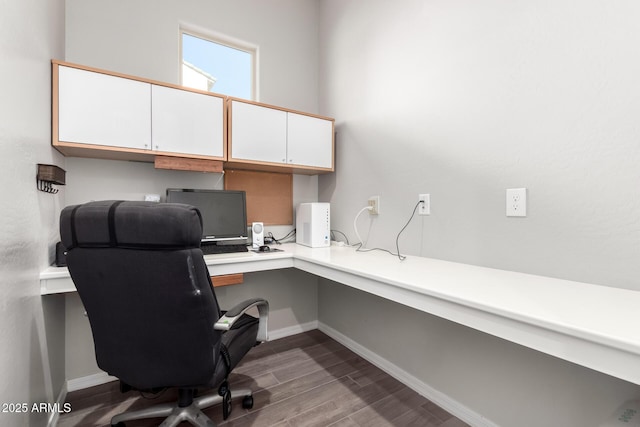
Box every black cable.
[355,200,423,261]
[267,229,296,245]
[394,200,422,261]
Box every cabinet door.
[230,101,287,164]
[151,85,224,158]
[57,66,151,150]
[286,112,334,169]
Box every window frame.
[179,27,258,101]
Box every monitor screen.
[166,189,248,242]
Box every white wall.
[0,0,66,425]
[317,1,640,426]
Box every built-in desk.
[40,243,640,386]
[39,248,295,294]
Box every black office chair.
[60,201,268,427]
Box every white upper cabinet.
[286,112,334,169]
[151,85,224,158]
[230,100,288,164]
[228,99,334,173]
[53,61,226,163]
[58,65,152,150]
[53,61,334,174]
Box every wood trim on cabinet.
[52,141,156,162]
[52,141,225,164]
[155,156,223,173]
[211,273,244,287]
[223,160,334,175]
[51,62,60,154]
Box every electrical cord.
[393,200,423,260]
[267,229,296,245]
[352,200,424,261]
[353,206,373,247]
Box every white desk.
[39,248,295,294]
[40,243,640,385]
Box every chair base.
[111,387,253,427]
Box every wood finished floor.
[58,330,469,427]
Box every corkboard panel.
[224,169,293,225]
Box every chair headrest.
[60,201,203,250]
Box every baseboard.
[268,320,319,341]
[65,321,318,392]
[318,322,499,427]
[47,382,68,427]
[66,371,117,393]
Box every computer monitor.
[166,188,248,243]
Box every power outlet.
[368,196,380,215]
[506,188,527,217]
[418,194,430,215]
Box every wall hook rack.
[37,164,66,194]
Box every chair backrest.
[60,201,222,390]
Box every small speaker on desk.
[252,222,264,249]
[55,241,68,267]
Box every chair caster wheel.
[242,395,254,409]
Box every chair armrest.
[214,298,269,342]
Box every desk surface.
[40,243,640,385]
[39,247,296,294]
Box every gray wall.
[62,0,322,382]
[0,0,66,425]
[23,1,639,425]
[318,0,640,291]
[65,0,320,112]
[63,0,322,253]
[317,1,640,426]
[319,280,639,427]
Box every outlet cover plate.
[368,196,380,215]
[506,188,527,217]
[419,194,430,215]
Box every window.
[181,31,255,100]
